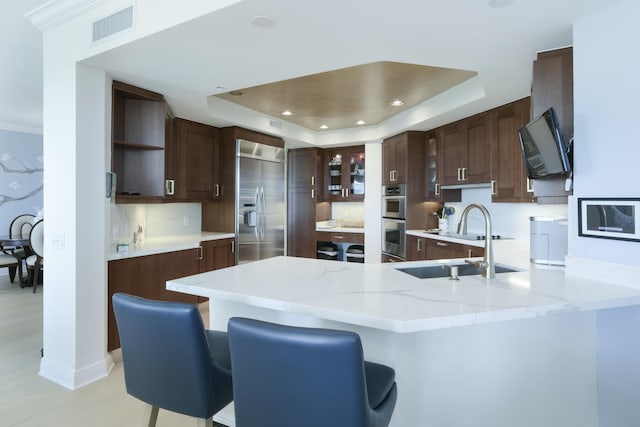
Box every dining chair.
[8,214,35,286]
[112,293,233,427]
[0,252,19,284]
[25,220,43,293]
[227,317,398,427]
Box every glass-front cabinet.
[325,146,365,201]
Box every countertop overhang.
[167,255,640,333]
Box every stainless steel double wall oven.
[382,184,406,260]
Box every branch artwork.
[0,152,43,207]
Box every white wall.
[570,0,640,268]
[572,3,640,426]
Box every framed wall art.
[578,198,640,242]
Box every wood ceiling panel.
[215,61,476,131]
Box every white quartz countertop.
[108,232,235,261]
[167,255,640,333]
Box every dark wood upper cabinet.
[426,131,460,203]
[201,127,284,234]
[324,146,365,202]
[383,131,439,230]
[490,97,535,203]
[382,133,407,186]
[111,81,169,203]
[166,118,220,202]
[530,47,573,203]
[441,112,490,185]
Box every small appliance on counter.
[529,217,568,266]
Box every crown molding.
[26,0,108,32]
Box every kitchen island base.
[209,300,597,427]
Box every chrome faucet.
[457,203,495,279]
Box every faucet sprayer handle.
[465,259,488,269]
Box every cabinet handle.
[345,188,349,198]
[231,240,235,253]
[311,189,315,199]
[165,179,175,196]
[462,167,468,181]
[333,235,344,239]
[436,241,448,247]
[526,178,534,193]
[468,249,473,258]
[435,183,440,196]
[214,184,220,197]
[457,168,462,181]
[197,245,203,260]
[491,180,497,195]
[417,239,422,252]
[311,175,315,186]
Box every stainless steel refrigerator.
[235,139,285,264]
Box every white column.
[38,33,112,388]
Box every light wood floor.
[0,274,225,427]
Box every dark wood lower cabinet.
[199,238,235,272]
[107,239,236,351]
[405,236,486,261]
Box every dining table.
[0,235,31,287]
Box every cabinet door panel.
[287,148,322,258]
[491,98,534,203]
[199,239,235,272]
[441,124,465,184]
[425,239,463,260]
[173,118,218,201]
[324,146,365,201]
[382,139,397,186]
[465,114,490,183]
[406,235,428,261]
[107,249,199,351]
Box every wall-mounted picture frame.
[578,198,640,242]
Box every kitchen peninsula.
[167,256,640,427]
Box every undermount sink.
[397,263,521,279]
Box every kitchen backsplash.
[443,187,568,239]
[109,202,202,244]
[331,202,365,224]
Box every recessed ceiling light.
[356,120,366,125]
[390,99,404,106]
[251,16,275,28]
[230,90,243,96]
[320,125,329,130]
[488,0,515,7]
[281,110,293,116]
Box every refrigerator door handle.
[254,187,260,240]
[259,186,266,241]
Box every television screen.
[518,107,571,179]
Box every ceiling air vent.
[93,5,133,43]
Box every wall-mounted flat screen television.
[517,107,572,179]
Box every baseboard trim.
[39,353,115,390]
